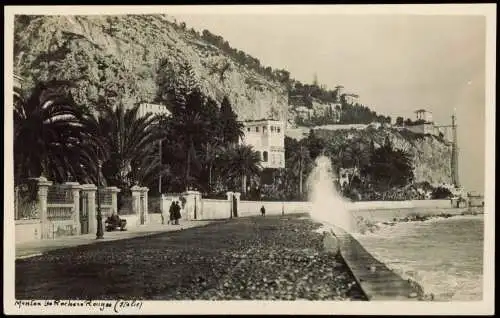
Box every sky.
[172,13,487,193]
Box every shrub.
[431,186,453,199]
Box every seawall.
[237,199,461,222]
[327,224,424,300]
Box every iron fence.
[47,205,74,221]
[14,182,39,220]
[47,185,74,204]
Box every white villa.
[239,119,285,169]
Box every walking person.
[174,201,182,225]
[168,201,176,225]
[260,205,266,217]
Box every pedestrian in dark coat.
[174,201,182,225]
[169,201,176,225]
[260,205,266,216]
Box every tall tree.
[14,80,103,184]
[219,144,261,194]
[366,141,414,191]
[306,129,326,160]
[289,144,312,195]
[343,139,371,173]
[219,96,244,145]
[96,102,165,189]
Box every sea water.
[352,214,484,301]
[306,155,484,300]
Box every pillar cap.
[36,176,53,187]
[64,182,82,189]
[107,186,121,193]
[81,184,98,191]
[131,185,142,191]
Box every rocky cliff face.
[13,14,288,121]
[13,14,451,185]
[312,127,453,185]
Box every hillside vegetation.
[14,15,288,121]
[313,127,453,186]
[13,14,453,196]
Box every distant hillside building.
[415,109,433,123]
[342,93,359,105]
[137,103,172,118]
[407,121,435,135]
[239,119,285,169]
[407,108,435,135]
[406,108,453,142]
[334,85,344,103]
[295,106,313,120]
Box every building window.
[271,126,274,132]
[277,127,281,133]
[263,151,268,162]
[256,127,259,132]
[262,126,267,132]
[257,151,262,160]
[247,127,251,132]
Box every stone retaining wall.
[15,219,41,243]
[200,199,232,220]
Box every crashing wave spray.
[306,155,357,233]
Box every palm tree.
[199,141,225,190]
[95,102,164,188]
[132,146,172,188]
[163,89,217,189]
[343,138,370,168]
[289,145,312,195]
[14,80,103,184]
[219,144,262,194]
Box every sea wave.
[367,253,482,301]
[353,216,484,301]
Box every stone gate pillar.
[142,187,149,224]
[160,194,168,224]
[37,176,53,239]
[108,186,121,214]
[233,192,241,218]
[65,182,82,235]
[81,184,97,234]
[182,190,201,220]
[131,185,142,226]
[226,191,234,218]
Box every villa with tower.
[239,118,286,169]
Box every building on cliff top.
[239,119,285,169]
[414,109,433,123]
[342,93,359,105]
[295,106,314,120]
[405,108,453,143]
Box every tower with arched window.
[239,118,285,169]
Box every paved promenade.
[16,220,213,259]
[15,214,366,301]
